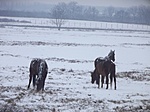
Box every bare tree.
[51,2,67,30]
[66,2,83,19]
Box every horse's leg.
[114,75,116,90]
[96,74,100,88]
[41,77,45,91]
[42,79,45,91]
[106,75,109,89]
[42,72,47,91]
[101,75,104,88]
[110,74,113,89]
[33,74,36,89]
[112,64,116,90]
[27,73,32,89]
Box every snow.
[0,16,150,111]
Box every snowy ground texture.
[0,17,150,112]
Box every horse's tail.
[29,59,37,88]
[94,58,98,68]
[94,57,102,68]
[28,65,33,89]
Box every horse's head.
[108,50,115,62]
[36,61,46,92]
[91,69,99,85]
[91,71,96,84]
[36,76,43,92]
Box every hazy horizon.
[6,0,150,7]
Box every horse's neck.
[108,52,115,61]
[104,56,110,61]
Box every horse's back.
[30,58,48,74]
[95,50,115,67]
[94,57,105,67]
[96,59,114,76]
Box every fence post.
[132,24,134,29]
[95,23,97,28]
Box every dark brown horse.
[27,58,48,92]
[91,60,116,89]
[91,50,116,89]
[94,50,115,85]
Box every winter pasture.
[0,17,150,112]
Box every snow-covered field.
[0,17,150,112]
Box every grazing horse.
[91,60,116,90]
[91,50,116,89]
[27,58,48,92]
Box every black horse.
[91,59,116,90]
[27,58,48,92]
[91,50,116,89]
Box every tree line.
[50,2,150,25]
[0,1,150,27]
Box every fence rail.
[29,19,150,31]
[0,16,150,32]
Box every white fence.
[0,16,150,31]
[26,18,150,31]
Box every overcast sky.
[26,0,150,7]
